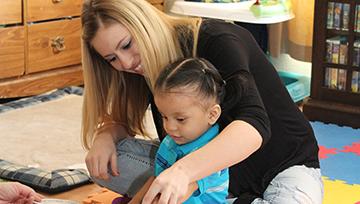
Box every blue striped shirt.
[155,124,229,204]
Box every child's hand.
[142,166,190,204]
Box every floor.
[44,183,103,201]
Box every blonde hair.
[81,0,201,149]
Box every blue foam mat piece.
[311,121,360,184]
[311,121,360,149]
[320,152,360,185]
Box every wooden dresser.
[0,0,83,98]
[0,0,164,98]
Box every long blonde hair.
[81,0,201,149]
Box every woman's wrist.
[171,161,193,183]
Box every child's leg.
[251,165,323,204]
[91,137,160,197]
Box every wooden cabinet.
[0,27,25,79]
[26,0,82,22]
[0,0,22,25]
[303,0,360,128]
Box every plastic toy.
[250,0,292,18]
[82,188,130,204]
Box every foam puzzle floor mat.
[311,122,360,204]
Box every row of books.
[326,36,348,65]
[325,36,360,66]
[324,68,360,93]
[327,2,350,31]
[325,68,347,90]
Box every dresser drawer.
[27,18,81,73]
[147,0,164,4]
[27,0,82,22]
[0,0,22,25]
[152,4,164,11]
[147,0,164,11]
[0,26,25,79]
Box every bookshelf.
[303,0,360,128]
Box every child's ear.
[208,104,221,125]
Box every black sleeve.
[198,25,271,147]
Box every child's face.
[154,89,219,145]
[90,22,144,75]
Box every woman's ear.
[208,104,221,125]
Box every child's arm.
[129,176,155,204]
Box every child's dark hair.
[155,57,248,112]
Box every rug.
[0,87,86,171]
[311,121,360,204]
[0,87,157,172]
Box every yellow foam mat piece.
[322,177,360,204]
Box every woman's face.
[90,22,144,75]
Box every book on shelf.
[333,2,342,30]
[326,38,333,63]
[339,43,348,64]
[353,39,360,66]
[337,69,347,90]
[342,3,350,31]
[324,68,331,88]
[356,5,360,32]
[324,67,350,91]
[332,39,340,64]
[352,71,359,92]
[327,2,335,29]
[326,36,348,65]
[330,67,338,89]
[327,2,350,31]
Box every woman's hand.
[142,165,190,204]
[0,182,43,204]
[85,131,119,180]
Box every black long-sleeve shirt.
[151,19,319,204]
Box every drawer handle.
[52,0,63,3]
[51,36,66,53]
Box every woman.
[81,0,323,203]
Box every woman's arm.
[142,120,262,204]
[85,122,129,180]
[175,120,261,181]
[183,182,199,202]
